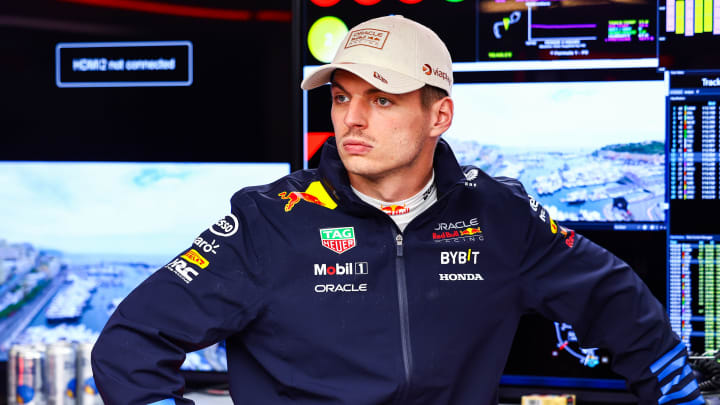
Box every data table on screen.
[668,235,720,354]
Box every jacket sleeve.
[91,193,268,405]
[504,179,705,405]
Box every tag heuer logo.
[320,227,356,254]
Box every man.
[92,15,704,405]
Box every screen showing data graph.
[659,0,720,69]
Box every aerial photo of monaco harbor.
[446,137,665,222]
[0,243,228,371]
[0,161,289,370]
[445,79,667,223]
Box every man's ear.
[429,97,453,138]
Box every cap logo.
[373,71,388,84]
[345,28,390,50]
[422,63,452,86]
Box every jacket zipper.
[394,231,413,401]
[361,181,464,402]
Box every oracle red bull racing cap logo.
[319,226,356,254]
[279,181,337,212]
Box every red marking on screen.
[306,132,334,161]
[58,0,291,22]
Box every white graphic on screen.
[444,80,666,223]
[0,162,289,371]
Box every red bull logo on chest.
[278,181,337,212]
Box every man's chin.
[341,158,382,179]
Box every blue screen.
[0,161,290,371]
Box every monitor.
[667,234,720,355]
[446,69,668,231]
[665,71,720,357]
[658,0,720,70]
[0,161,291,372]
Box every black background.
[0,0,297,166]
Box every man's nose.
[343,98,368,129]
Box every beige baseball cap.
[301,15,453,96]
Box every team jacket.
[92,138,704,405]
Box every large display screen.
[658,0,720,70]
[666,72,720,358]
[0,161,290,371]
[300,0,657,67]
[668,234,720,355]
[446,74,667,230]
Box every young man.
[92,15,704,405]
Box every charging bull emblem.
[279,181,337,212]
[460,227,482,236]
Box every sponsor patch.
[440,249,479,264]
[314,262,368,276]
[422,183,436,200]
[320,226,356,254]
[439,273,484,281]
[381,204,409,216]
[435,218,480,231]
[193,236,219,255]
[539,209,547,223]
[562,228,576,248]
[373,71,388,84]
[464,168,479,182]
[181,249,209,269]
[529,194,565,238]
[345,28,389,49]
[421,63,451,86]
[433,228,484,243]
[165,258,200,283]
[210,214,239,237]
[279,181,337,212]
[314,283,368,293]
[528,194,540,212]
[464,169,478,187]
[433,218,484,243]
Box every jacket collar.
[316,137,466,211]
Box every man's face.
[330,70,436,182]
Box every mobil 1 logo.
[313,261,369,293]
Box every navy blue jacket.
[92,138,704,405]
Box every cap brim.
[301,63,425,95]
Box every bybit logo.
[440,249,479,264]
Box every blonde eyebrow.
[330,80,388,97]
